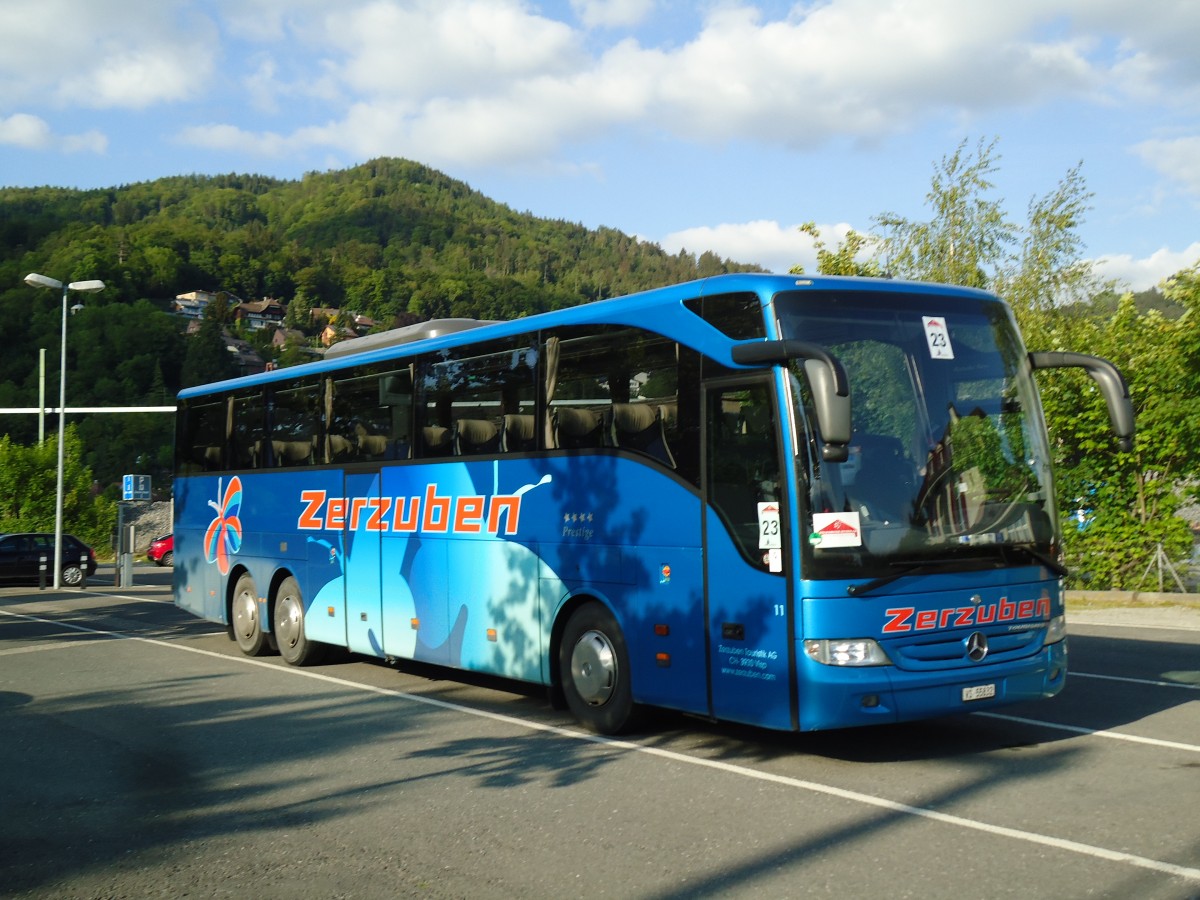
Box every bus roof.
[177,272,997,399]
[323,317,499,358]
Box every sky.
[2,0,1198,293]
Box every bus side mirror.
[1029,351,1135,452]
[804,359,851,462]
[732,339,851,462]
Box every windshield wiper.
[846,559,968,597]
[846,547,1069,597]
[1004,544,1069,578]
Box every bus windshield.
[776,289,1058,581]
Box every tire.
[161,551,173,567]
[273,576,325,666]
[61,563,84,587]
[231,572,269,656]
[558,602,640,735]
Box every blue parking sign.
[123,474,151,501]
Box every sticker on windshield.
[758,502,782,549]
[810,512,862,548]
[922,316,954,359]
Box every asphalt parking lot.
[2,574,1197,899]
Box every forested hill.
[0,157,760,486]
[0,157,760,325]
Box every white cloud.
[135,0,1200,181]
[202,0,651,167]
[637,2,1109,145]
[570,0,656,29]
[242,0,1200,170]
[0,0,216,111]
[179,123,293,158]
[1132,136,1200,197]
[0,113,52,149]
[215,0,328,42]
[243,59,283,115]
[1091,243,1200,293]
[659,220,865,275]
[61,130,108,154]
[64,50,208,111]
[662,218,1199,294]
[0,113,106,154]
[326,0,581,101]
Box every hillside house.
[234,298,285,330]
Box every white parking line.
[974,711,1200,754]
[0,639,110,657]
[2,605,1198,885]
[1072,670,1200,690]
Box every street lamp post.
[24,273,105,589]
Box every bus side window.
[548,329,612,450]
[328,365,413,462]
[610,402,675,467]
[548,326,701,479]
[376,370,414,460]
[230,390,267,470]
[420,338,538,458]
[683,291,767,339]
[269,378,322,467]
[178,398,228,474]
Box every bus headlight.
[1044,614,1067,645]
[804,638,891,666]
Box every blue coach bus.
[173,273,1133,734]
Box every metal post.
[115,502,124,587]
[22,275,104,592]
[120,524,135,587]
[52,283,67,590]
[1138,543,1187,593]
[38,348,46,443]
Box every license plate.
[962,683,996,702]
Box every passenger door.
[344,471,384,656]
[703,379,796,731]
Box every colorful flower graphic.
[204,476,243,575]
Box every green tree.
[203,291,234,325]
[789,222,883,277]
[994,162,1104,315]
[181,318,239,388]
[1033,292,1200,587]
[284,287,312,330]
[874,137,1014,289]
[808,136,1200,588]
[0,427,116,550]
[277,337,315,369]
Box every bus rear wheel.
[559,603,641,735]
[273,576,325,666]
[232,572,269,656]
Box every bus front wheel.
[559,603,641,735]
[231,572,269,656]
[273,576,325,666]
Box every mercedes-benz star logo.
[966,631,989,662]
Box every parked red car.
[148,533,174,567]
